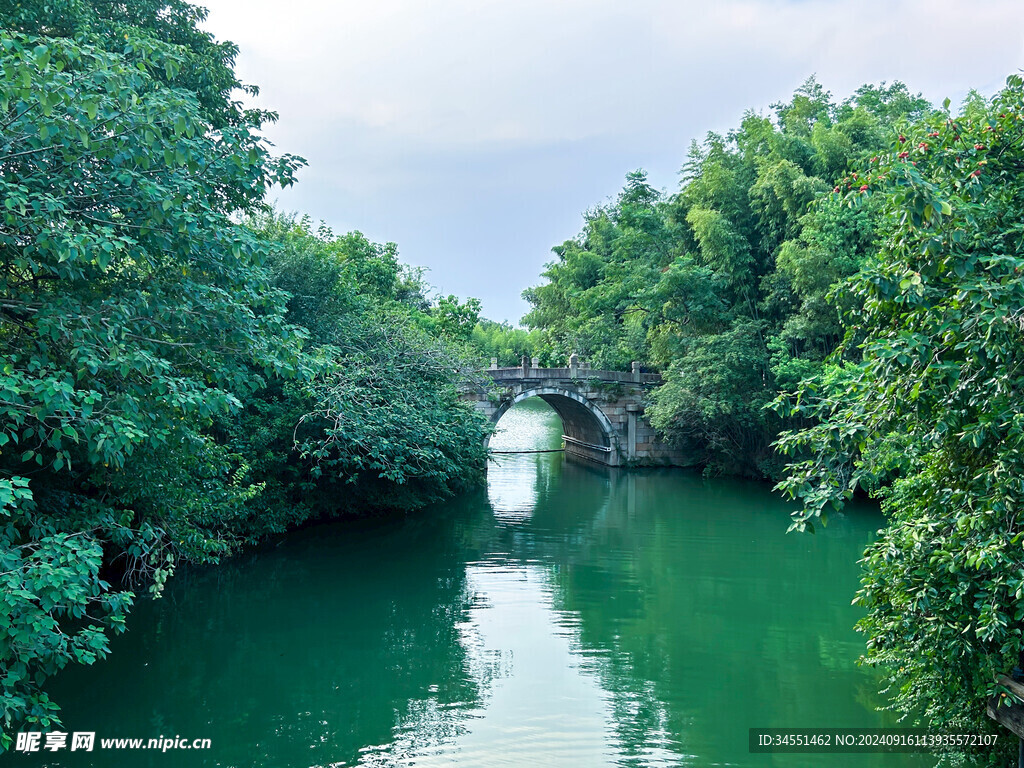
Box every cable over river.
[36,398,931,767]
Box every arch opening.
[487,396,562,454]
[487,387,619,466]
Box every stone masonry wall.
[461,364,694,468]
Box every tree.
[1,1,494,748]
[0,28,303,747]
[775,76,1024,765]
[435,294,482,342]
[522,170,675,370]
[525,80,929,474]
[229,213,489,534]
[0,0,261,128]
[470,320,549,367]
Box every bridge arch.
[488,386,619,465]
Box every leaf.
[33,44,50,68]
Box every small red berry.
[898,151,909,159]
[899,135,906,143]
[918,142,929,150]
[859,185,869,192]
[833,186,840,193]
[927,131,939,138]
[972,169,982,177]
[974,143,985,150]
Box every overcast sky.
[200,0,1024,324]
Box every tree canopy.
[0,24,303,744]
[775,77,1024,763]
[0,6,486,749]
[523,78,930,474]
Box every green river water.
[28,398,932,768]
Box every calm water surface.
[36,398,931,767]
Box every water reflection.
[41,515,489,768]
[486,397,564,518]
[404,563,619,766]
[455,401,931,767]
[36,399,933,768]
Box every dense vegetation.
[0,2,486,749]
[232,214,487,527]
[471,319,546,367]
[521,76,1024,762]
[522,79,930,474]
[775,78,1024,765]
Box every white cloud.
[199,0,1024,321]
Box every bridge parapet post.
[631,361,641,383]
[568,353,579,378]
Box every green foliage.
[647,321,777,476]
[0,8,486,749]
[297,312,487,510]
[232,214,489,532]
[470,319,549,367]
[0,476,139,746]
[0,0,262,129]
[523,171,675,371]
[0,22,305,746]
[525,78,928,473]
[435,294,482,342]
[774,76,1024,765]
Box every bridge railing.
[482,367,661,385]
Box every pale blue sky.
[201,0,1024,324]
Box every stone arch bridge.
[461,356,692,468]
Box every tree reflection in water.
[41,399,932,768]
